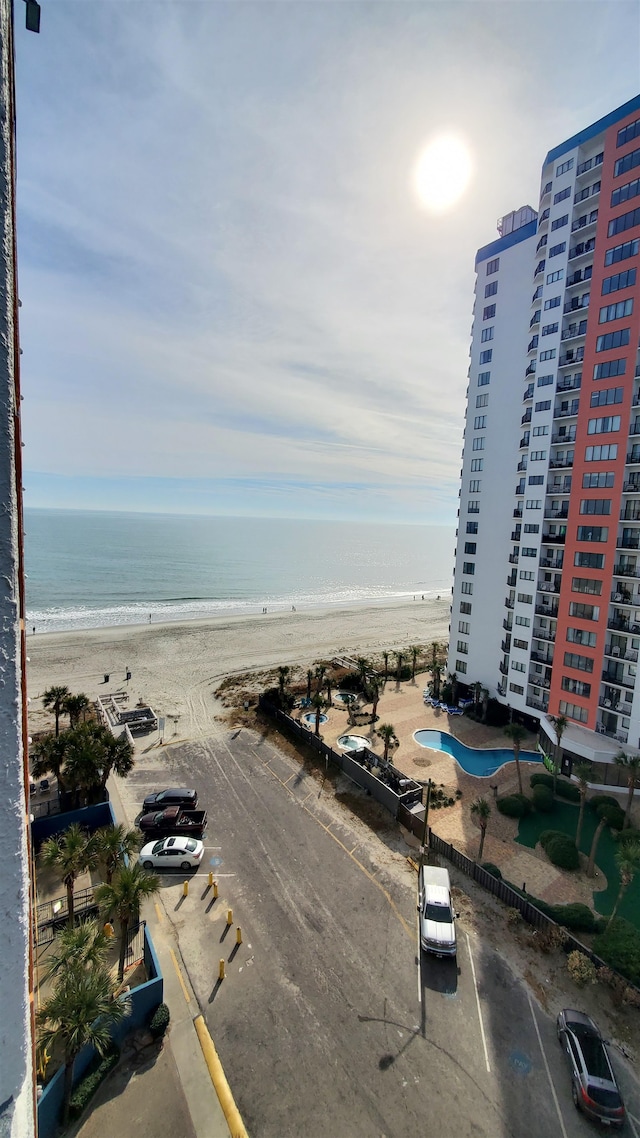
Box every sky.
[15,1,640,523]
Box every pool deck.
[298,678,608,908]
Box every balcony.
[542,530,566,544]
[535,601,559,617]
[571,211,598,233]
[508,553,519,564]
[551,430,577,444]
[621,509,640,523]
[607,615,636,633]
[630,421,640,437]
[576,153,603,177]
[617,536,640,550]
[505,597,515,609]
[568,237,596,260]
[528,336,539,354]
[527,696,549,712]
[556,375,582,392]
[611,589,635,605]
[553,405,579,419]
[540,556,563,569]
[525,362,536,377]
[506,572,517,587]
[528,672,551,689]
[627,452,640,465]
[499,661,509,676]
[559,348,585,368]
[563,297,589,314]
[623,480,640,492]
[530,312,540,328]
[531,650,554,665]
[534,260,546,278]
[538,582,561,595]
[605,644,638,663]
[501,637,511,653]
[521,409,532,425]
[533,625,555,642]
[536,235,547,253]
[602,671,635,690]
[544,508,569,520]
[532,285,543,303]
[523,382,535,401]
[614,562,640,577]
[515,482,526,494]
[503,619,513,634]
[513,507,523,519]
[561,323,587,342]
[595,722,628,744]
[549,457,574,469]
[517,460,527,473]
[511,529,522,541]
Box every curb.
[193,1016,249,1138]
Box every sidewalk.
[91,775,234,1138]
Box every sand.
[26,596,450,741]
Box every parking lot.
[117,725,640,1138]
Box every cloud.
[15,1,640,520]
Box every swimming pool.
[413,729,541,778]
[303,712,328,725]
[337,734,370,751]
[333,691,357,705]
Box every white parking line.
[465,933,490,1073]
[628,1112,639,1138]
[526,992,568,1138]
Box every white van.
[418,865,457,957]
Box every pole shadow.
[220,923,231,942]
[205,895,218,914]
[174,894,188,912]
[208,978,224,1004]
[229,941,241,962]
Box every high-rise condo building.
[449,94,640,783]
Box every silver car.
[139,835,204,871]
[556,1009,625,1129]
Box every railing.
[525,362,536,376]
[504,597,514,609]
[556,375,582,390]
[611,591,635,605]
[521,409,532,424]
[623,481,640,492]
[544,508,569,519]
[568,237,596,260]
[499,661,509,676]
[533,626,555,641]
[571,212,597,232]
[576,153,603,176]
[608,616,633,632]
[508,553,519,564]
[542,531,566,543]
[561,326,586,342]
[506,573,517,587]
[531,650,554,665]
[563,299,589,314]
[602,671,635,689]
[517,460,527,473]
[526,696,549,712]
[528,673,551,689]
[566,267,593,287]
[540,557,563,568]
[501,639,511,653]
[35,886,99,946]
[613,562,640,577]
[503,617,513,631]
[535,602,559,617]
[511,530,522,541]
[553,406,579,418]
[617,537,640,549]
[604,644,639,662]
[549,458,574,468]
[596,722,628,743]
[558,350,585,367]
[513,507,523,518]
[630,422,640,437]
[551,430,576,443]
[626,452,640,464]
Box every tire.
[143,860,154,870]
[572,1083,580,1112]
[181,861,191,870]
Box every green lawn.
[516,799,640,929]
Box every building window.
[486,257,500,275]
[530,450,547,461]
[461,581,473,594]
[607,205,640,238]
[569,601,600,620]
[519,570,535,580]
[532,425,549,436]
[604,238,639,265]
[576,526,608,543]
[612,176,640,208]
[544,296,561,310]
[528,475,544,485]
[587,415,621,435]
[455,660,468,674]
[574,551,604,570]
[571,577,602,596]
[462,562,475,575]
[617,119,640,147]
[523,525,539,535]
[537,374,554,387]
[561,676,591,698]
[470,458,483,471]
[515,615,530,627]
[517,593,533,604]
[564,651,594,672]
[466,522,478,534]
[458,621,470,635]
[511,660,526,672]
[559,700,588,724]
[469,477,482,491]
[580,499,611,514]
[457,640,468,654]
[599,298,633,322]
[535,400,551,411]
[547,269,564,284]
[473,416,487,429]
[472,438,485,451]
[467,501,480,513]
[582,471,614,488]
[509,683,524,695]
[521,547,537,557]
[476,393,489,408]
[483,304,496,320]
[551,214,568,231]
[539,349,556,361]
[525,499,542,509]
[554,187,571,204]
[478,370,490,385]
[602,268,636,294]
[479,350,492,365]
[513,640,529,653]
[596,329,630,351]
[614,148,640,177]
[541,323,559,336]
[590,387,623,408]
[480,327,494,342]
[460,601,472,615]
[464,542,476,555]
[567,626,597,646]
[556,159,574,176]
[549,242,566,257]
[484,280,498,298]
[585,443,617,461]
[593,359,626,380]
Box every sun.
[413,135,473,214]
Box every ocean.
[24,510,455,633]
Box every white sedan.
[139,835,204,871]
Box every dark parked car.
[137,806,207,838]
[556,1009,625,1129]
[142,788,198,813]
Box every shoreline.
[26,597,451,740]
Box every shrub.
[532,784,554,813]
[530,772,554,791]
[556,781,580,803]
[539,830,580,870]
[506,907,522,926]
[593,918,640,987]
[589,794,620,813]
[567,951,597,988]
[481,862,502,879]
[537,925,567,954]
[616,828,640,852]
[68,1048,119,1120]
[497,794,531,818]
[547,902,597,932]
[148,1001,171,1039]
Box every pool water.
[337,734,370,750]
[413,729,541,778]
[333,691,357,704]
[303,712,328,725]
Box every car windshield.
[588,1086,622,1109]
[151,840,164,854]
[574,1030,611,1080]
[185,839,197,852]
[425,903,453,923]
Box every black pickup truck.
[137,806,207,838]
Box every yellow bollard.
[208,870,214,887]
[213,880,218,899]
[183,880,189,898]
[219,959,225,981]
[226,908,233,926]
[236,926,242,945]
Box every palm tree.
[377,723,397,765]
[37,964,129,1124]
[310,691,326,736]
[314,664,326,694]
[504,723,527,796]
[394,651,404,683]
[96,823,141,885]
[44,918,111,981]
[63,692,91,728]
[449,671,459,708]
[409,645,421,682]
[325,674,333,707]
[96,863,160,982]
[42,685,71,737]
[548,714,568,798]
[480,687,490,723]
[608,847,640,925]
[574,762,593,851]
[432,663,442,702]
[473,681,482,711]
[31,733,67,792]
[613,750,640,829]
[41,824,99,927]
[471,797,491,861]
[368,678,380,721]
[277,665,290,700]
[587,804,624,877]
[430,641,439,674]
[306,669,313,702]
[382,651,389,683]
[61,723,135,804]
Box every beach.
[26,596,451,740]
